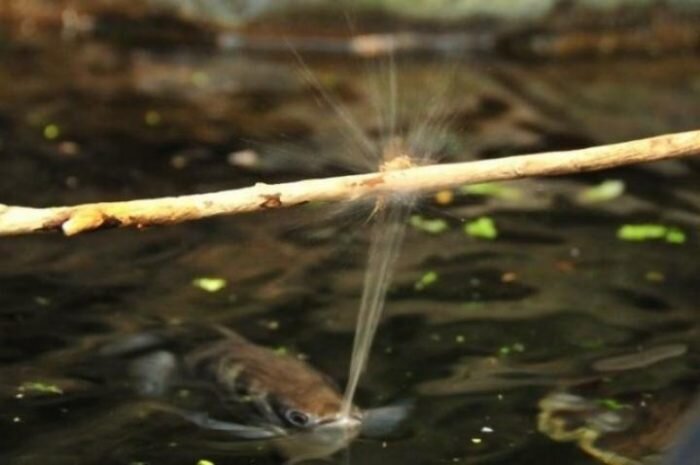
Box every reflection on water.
[1,22,700,465]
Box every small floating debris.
[197,460,215,465]
[415,271,439,291]
[34,296,51,306]
[18,381,63,396]
[58,141,80,157]
[192,277,227,293]
[644,271,665,282]
[144,110,162,127]
[617,224,686,244]
[261,319,280,331]
[43,124,61,140]
[409,215,449,234]
[434,190,454,205]
[577,180,625,204]
[228,149,260,169]
[498,343,525,357]
[465,217,498,240]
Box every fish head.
[271,398,360,431]
[260,378,364,461]
[261,376,359,429]
[272,411,363,464]
[196,338,365,460]
[269,395,414,463]
[271,399,414,463]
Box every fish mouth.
[274,415,362,463]
[310,412,363,438]
[273,413,362,462]
[320,412,363,428]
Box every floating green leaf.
[409,215,449,234]
[578,179,625,203]
[617,224,686,244]
[415,271,439,291]
[192,277,227,292]
[197,460,215,465]
[465,217,498,240]
[618,224,666,241]
[460,183,521,199]
[665,228,687,244]
[19,381,63,395]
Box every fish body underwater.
[664,396,700,465]
[102,326,409,463]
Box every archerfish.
[100,326,411,463]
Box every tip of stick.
[62,208,105,236]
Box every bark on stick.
[1,129,699,237]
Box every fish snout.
[339,412,364,433]
[319,411,363,434]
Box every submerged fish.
[102,326,409,463]
[664,396,700,465]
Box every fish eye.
[285,409,311,428]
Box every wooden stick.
[1,130,699,237]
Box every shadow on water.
[1,14,700,465]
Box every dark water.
[1,30,700,465]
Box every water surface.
[1,32,699,465]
